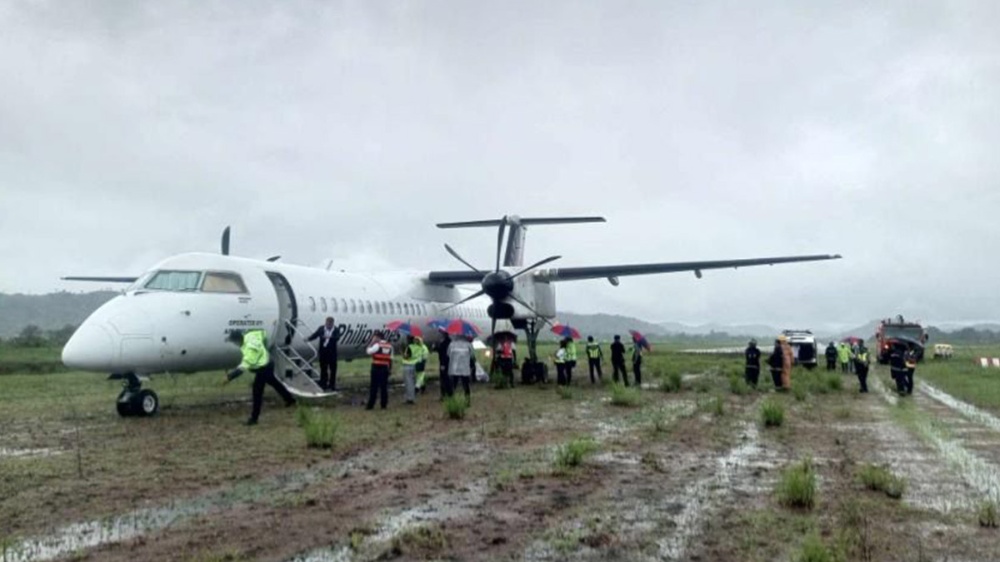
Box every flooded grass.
[776,458,817,509]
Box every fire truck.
[875,315,928,364]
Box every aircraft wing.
[62,276,139,283]
[531,254,842,283]
[426,271,485,285]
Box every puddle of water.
[919,382,1000,434]
[592,452,641,466]
[0,447,62,459]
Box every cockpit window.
[145,270,202,291]
[201,272,248,294]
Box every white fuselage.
[62,253,497,374]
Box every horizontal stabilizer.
[533,254,842,283]
[437,216,605,229]
[62,276,138,283]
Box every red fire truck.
[875,315,927,364]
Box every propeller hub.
[482,271,514,301]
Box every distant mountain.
[0,291,118,338]
[552,312,667,340]
[657,322,779,337]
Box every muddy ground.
[2,357,1000,561]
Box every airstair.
[272,320,339,398]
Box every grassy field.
[2,344,1000,561]
[911,345,1000,412]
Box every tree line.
[0,324,77,348]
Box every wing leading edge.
[426,254,841,285]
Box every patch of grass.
[857,463,906,499]
[609,383,641,407]
[295,406,339,448]
[979,500,999,528]
[834,406,851,420]
[553,438,599,470]
[651,410,673,434]
[187,549,249,562]
[693,377,713,393]
[729,375,751,396]
[660,371,683,393]
[390,524,447,556]
[825,374,843,392]
[443,395,468,420]
[699,395,725,417]
[556,386,575,400]
[761,399,785,427]
[792,385,808,402]
[836,498,877,561]
[796,533,833,562]
[776,458,816,509]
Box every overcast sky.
[1,1,998,330]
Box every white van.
[782,330,818,369]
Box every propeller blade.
[509,255,561,281]
[442,290,485,311]
[495,215,507,272]
[444,244,482,274]
[221,226,231,256]
[490,316,497,339]
[508,294,547,323]
[266,255,281,262]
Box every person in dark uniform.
[436,333,452,399]
[585,336,604,384]
[225,329,295,425]
[610,335,628,386]
[630,339,644,388]
[889,343,908,395]
[903,345,918,395]
[744,339,761,388]
[767,339,784,390]
[854,343,870,393]
[825,342,837,371]
[365,331,393,410]
[306,316,341,391]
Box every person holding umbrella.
[629,330,651,388]
[553,338,569,385]
[447,334,475,403]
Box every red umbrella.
[550,323,581,340]
[386,320,423,338]
[442,319,482,338]
[629,329,652,351]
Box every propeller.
[441,216,559,341]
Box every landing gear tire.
[135,389,159,416]
[114,373,159,417]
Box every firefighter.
[744,339,761,388]
[825,342,837,371]
[365,331,393,410]
[610,335,628,386]
[854,343,870,393]
[585,336,603,384]
[903,345,918,395]
[225,329,295,425]
[495,333,517,388]
[889,343,908,395]
[779,335,793,390]
[767,339,784,390]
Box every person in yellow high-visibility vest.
[585,336,603,384]
[414,336,430,394]
[564,337,578,385]
[225,329,295,425]
[401,335,422,404]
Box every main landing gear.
[112,373,160,417]
[518,318,549,384]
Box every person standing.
[903,345,918,395]
[225,329,295,425]
[553,339,568,385]
[585,336,603,384]
[365,331,393,410]
[889,343,908,395]
[495,334,517,388]
[825,342,837,371]
[779,335,793,390]
[436,333,452,399]
[610,335,628,386]
[767,339,784,390]
[854,343,870,393]
[744,339,761,388]
[631,339,644,388]
[837,342,851,373]
[401,335,421,405]
[564,337,578,385]
[414,336,430,394]
[306,317,341,391]
[447,334,474,403]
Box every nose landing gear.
[112,373,160,417]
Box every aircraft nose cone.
[62,323,116,371]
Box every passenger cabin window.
[331,298,338,313]
[309,297,316,312]
[340,299,347,312]
[145,270,202,292]
[320,297,327,312]
[366,301,373,314]
[350,299,357,313]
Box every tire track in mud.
[871,375,1000,507]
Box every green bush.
[797,533,833,562]
[296,407,339,448]
[761,399,785,427]
[610,383,641,407]
[979,501,998,528]
[443,396,469,420]
[554,438,599,470]
[857,464,906,499]
[729,375,751,395]
[660,371,683,393]
[777,458,816,509]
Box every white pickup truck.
[782,330,818,369]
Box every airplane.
[62,215,841,417]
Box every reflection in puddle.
[0,447,62,459]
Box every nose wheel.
[114,373,160,417]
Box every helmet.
[749,339,757,346]
[777,335,788,342]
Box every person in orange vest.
[495,334,517,388]
[779,335,793,390]
[365,331,393,410]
